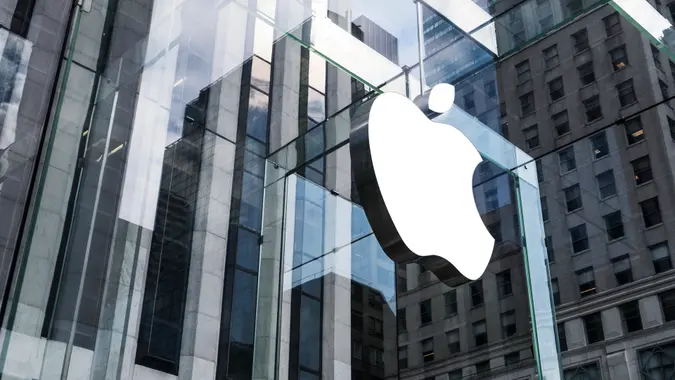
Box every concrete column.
[178,134,236,380]
[601,307,624,340]
[607,351,634,380]
[565,318,587,350]
[639,295,664,329]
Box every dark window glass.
[448,369,462,380]
[497,270,513,298]
[640,197,662,228]
[422,338,434,363]
[612,255,633,285]
[603,12,622,36]
[590,132,609,159]
[583,312,605,343]
[549,77,564,101]
[619,300,643,333]
[617,80,637,107]
[398,346,408,369]
[368,316,383,337]
[516,60,531,84]
[537,160,544,182]
[524,125,540,149]
[572,29,589,52]
[544,44,559,69]
[398,308,407,331]
[578,62,595,85]
[501,310,517,337]
[485,187,499,211]
[352,310,362,331]
[520,92,535,115]
[447,329,460,354]
[476,360,490,374]
[564,184,583,212]
[632,156,653,185]
[546,236,555,263]
[659,289,675,321]
[488,221,502,243]
[650,242,673,273]
[553,110,570,136]
[352,340,363,361]
[597,170,617,199]
[668,117,675,140]
[660,80,670,100]
[505,352,520,367]
[464,90,476,112]
[420,299,432,325]
[610,46,628,71]
[485,81,496,98]
[604,211,625,240]
[559,146,577,172]
[558,323,568,351]
[652,44,663,71]
[583,95,603,122]
[474,320,488,346]
[471,280,484,307]
[551,278,561,305]
[369,346,384,368]
[444,290,458,317]
[397,274,407,293]
[577,266,596,296]
[570,224,589,253]
[541,197,549,222]
[625,117,645,144]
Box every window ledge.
[645,223,664,231]
[521,111,536,118]
[545,64,561,73]
[605,31,624,40]
[599,194,618,202]
[592,154,610,162]
[560,168,578,176]
[579,81,596,90]
[636,180,655,188]
[627,139,646,148]
[620,102,638,111]
[607,236,626,244]
[555,132,572,139]
[566,207,584,215]
[574,48,590,56]
[571,249,591,257]
[585,116,604,126]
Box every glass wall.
[3,0,675,379]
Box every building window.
[398,346,408,369]
[398,274,407,293]
[501,310,517,337]
[475,360,490,374]
[558,323,568,351]
[650,242,673,273]
[505,352,520,367]
[632,155,653,185]
[590,131,609,159]
[352,310,362,331]
[613,255,633,285]
[668,117,675,140]
[484,188,499,211]
[638,342,675,380]
[444,290,458,317]
[578,62,595,86]
[572,29,589,52]
[497,270,513,298]
[464,90,476,112]
[583,312,605,344]
[577,267,596,296]
[583,95,603,122]
[619,300,643,333]
[541,197,549,222]
[520,92,535,115]
[397,308,407,332]
[610,45,628,71]
[604,211,625,241]
[487,222,502,243]
[422,338,434,363]
[543,44,559,69]
[448,369,463,380]
[625,117,645,144]
[474,320,488,346]
[551,277,561,305]
[660,79,669,100]
[447,329,460,354]
[603,12,622,36]
[553,110,570,136]
[352,340,363,361]
[559,146,576,173]
[564,362,600,379]
[652,44,663,71]
[570,224,589,253]
[368,317,383,337]
[564,184,583,212]
[536,160,544,182]
[485,80,496,98]
[546,236,555,263]
[596,170,617,199]
[369,347,384,368]
[471,280,484,307]
[516,60,531,84]
[617,79,637,107]
[640,197,663,228]
[659,289,675,321]
[549,77,565,101]
[524,125,540,149]
[420,299,432,325]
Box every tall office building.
[0,0,674,379]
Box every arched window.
[563,362,601,380]
[640,343,675,380]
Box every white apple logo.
[351,83,495,283]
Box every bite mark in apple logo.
[350,83,495,287]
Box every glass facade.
[3,0,675,379]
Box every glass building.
[1,0,675,379]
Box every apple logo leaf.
[351,83,495,288]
